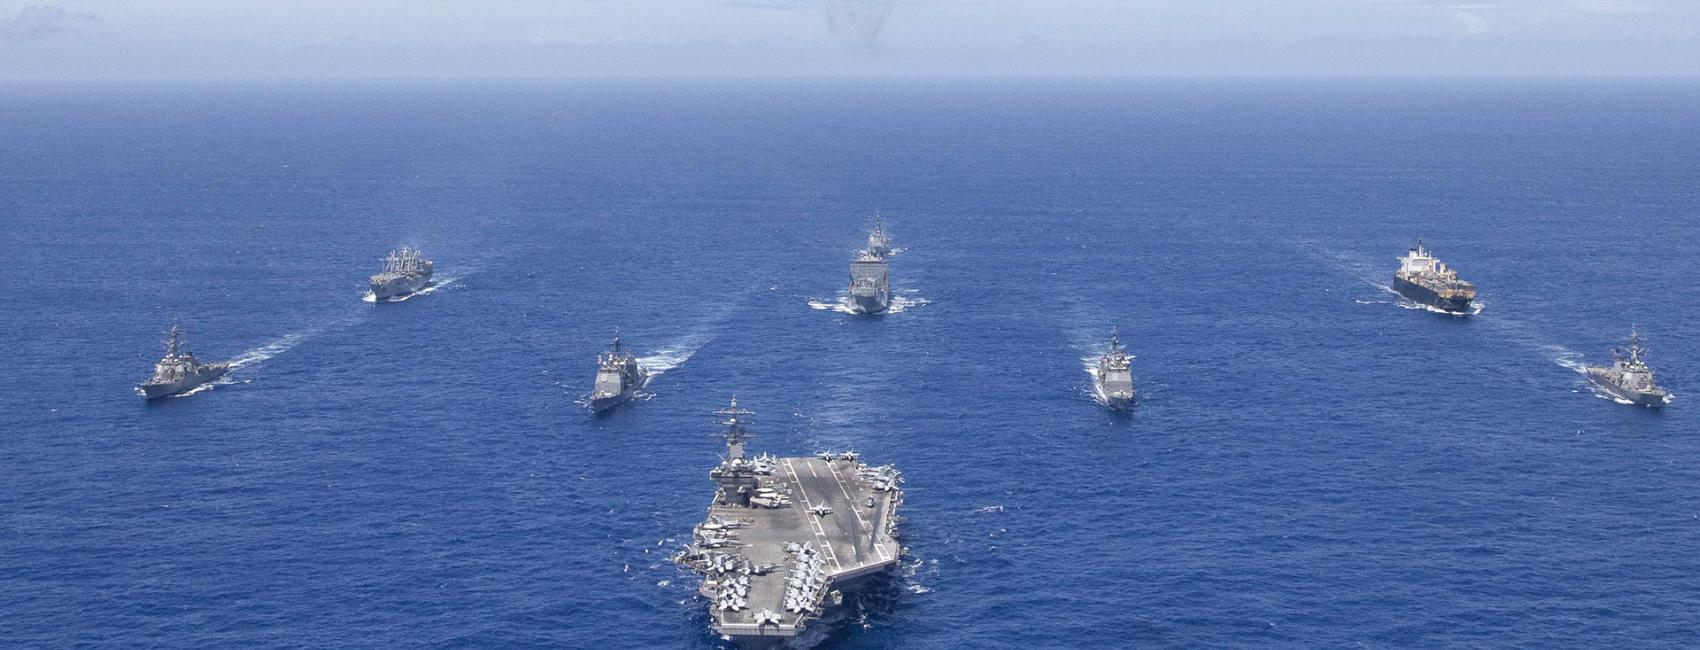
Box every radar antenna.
[714,396,756,461]
[165,322,182,357]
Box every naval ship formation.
[136,324,229,399]
[1392,241,1476,314]
[840,218,893,315]
[368,245,434,302]
[675,398,904,647]
[126,212,1683,643]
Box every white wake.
[362,275,460,303]
[809,290,929,315]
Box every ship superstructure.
[368,246,434,301]
[1095,330,1134,409]
[676,398,904,646]
[866,217,892,259]
[848,252,890,315]
[1393,241,1476,314]
[136,323,229,399]
[588,331,648,412]
[1585,330,1670,407]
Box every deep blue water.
[2,80,1698,648]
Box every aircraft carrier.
[1393,240,1476,314]
[676,398,904,647]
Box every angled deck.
[696,456,902,641]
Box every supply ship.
[1393,241,1476,314]
[848,252,890,315]
[368,246,434,301]
[676,398,904,647]
[1585,330,1671,407]
[136,324,228,399]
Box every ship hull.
[1098,390,1133,410]
[588,390,635,413]
[1585,368,1668,407]
[369,270,433,301]
[1392,276,1473,314]
[137,366,228,399]
[849,291,889,315]
[1095,384,1134,410]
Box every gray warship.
[866,217,892,259]
[368,246,434,301]
[848,252,890,315]
[1094,330,1134,409]
[676,398,904,647]
[136,324,229,399]
[588,332,648,413]
[1393,241,1476,314]
[1585,330,1671,407]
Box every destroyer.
[1393,241,1476,314]
[1094,330,1134,409]
[848,252,890,315]
[588,331,648,413]
[136,324,229,399]
[866,217,892,258]
[676,398,904,647]
[1585,330,1671,407]
[368,246,434,301]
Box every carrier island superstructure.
[1393,241,1476,314]
[676,398,904,646]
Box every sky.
[1,0,1698,79]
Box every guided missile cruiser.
[676,398,905,647]
[1393,241,1476,314]
[848,252,890,315]
[866,217,892,258]
[368,246,433,302]
[136,323,228,399]
[1585,329,1671,407]
[1095,330,1134,409]
[588,331,648,413]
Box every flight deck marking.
[825,461,893,562]
[783,459,843,573]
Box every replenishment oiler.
[848,252,890,315]
[676,398,904,647]
[136,323,228,399]
[1393,241,1476,314]
[587,331,648,413]
[368,246,433,301]
[1094,330,1134,410]
[1585,330,1671,407]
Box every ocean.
[1,79,1696,648]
